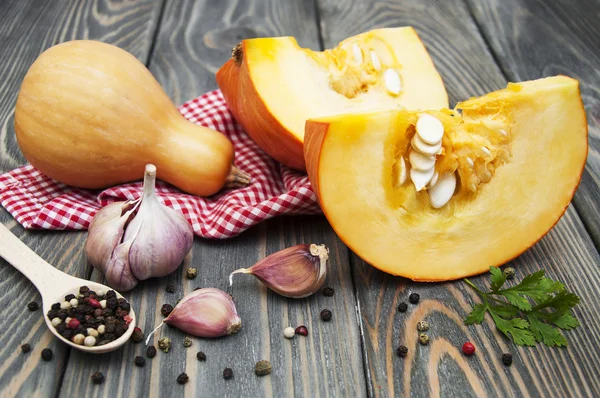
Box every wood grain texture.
[465,0,600,248]
[0,1,163,397]
[58,1,366,397]
[316,0,600,396]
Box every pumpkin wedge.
[217,27,448,170]
[304,76,587,281]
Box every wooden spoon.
[0,224,136,354]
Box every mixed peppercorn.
[46,286,132,347]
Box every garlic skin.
[84,164,194,291]
[229,244,329,298]
[164,288,242,338]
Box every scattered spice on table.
[320,309,332,321]
[21,343,31,353]
[177,373,189,384]
[417,321,429,332]
[502,353,513,366]
[295,325,308,336]
[462,342,476,356]
[396,345,408,357]
[283,327,295,339]
[196,351,206,361]
[223,368,234,380]
[27,301,39,311]
[161,304,173,317]
[503,267,516,280]
[46,286,132,347]
[134,356,146,367]
[186,268,197,279]
[146,345,157,358]
[41,348,53,361]
[183,336,192,347]
[397,302,408,313]
[158,337,171,353]
[255,360,272,376]
[166,284,175,293]
[322,287,335,297]
[409,293,420,304]
[131,327,144,343]
[91,371,105,384]
[419,333,429,345]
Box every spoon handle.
[0,223,75,298]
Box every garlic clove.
[85,202,137,276]
[164,288,241,338]
[103,224,140,292]
[229,244,329,299]
[126,164,194,281]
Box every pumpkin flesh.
[217,27,448,170]
[304,76,587,281]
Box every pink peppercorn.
[462,342,476,356]
[88,298,101,308]
[67,318,80,329]
[124,315,133,323]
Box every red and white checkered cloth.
[0,90,321,239]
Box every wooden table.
[1,0,599,396]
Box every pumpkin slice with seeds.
[216,27,448,170]
[304,76,588,281]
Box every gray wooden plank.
[58,1,366,397]
[316,0,600,396]
[466,0,600,248]
[0,1,164,397]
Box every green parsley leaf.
[464,303,487,325]
[489,266,506,291]
[463,267,580,348]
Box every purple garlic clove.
[164,288,241,337]
[229,244,329,298]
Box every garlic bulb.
[229,244,329,298]
[145,288,241,343]
[84,164,194,291]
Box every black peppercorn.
[61,329,73,340]
[322,287,335,297]
[91,371,105,384]
[106,298,118,310]
[57,309,69,320]
[119,302,131,312]
[41,348,53,361]
[79,286,90,294]
[51,303,61,310]
[21,344,31,353]
[166,284,175,293]
[502,353,513,366]
[65,294,76,301]
[105,290,116,299]
[503,267,516,280]
[320,309,332,321]
[409,293,420,304]
[223,368,233,380]
[196,351,206,361]
[161,304,174,317]
[397,302,408,312]
[396,345,408,357]
[177,373,189,384]
[134,356,146,367]
[146,345,157,358]
[131,328,144,343]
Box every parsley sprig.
[464,267,580,347]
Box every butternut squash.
[14,40,249,196]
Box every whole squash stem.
[224,164,251,188]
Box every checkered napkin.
[0,90,321,238]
